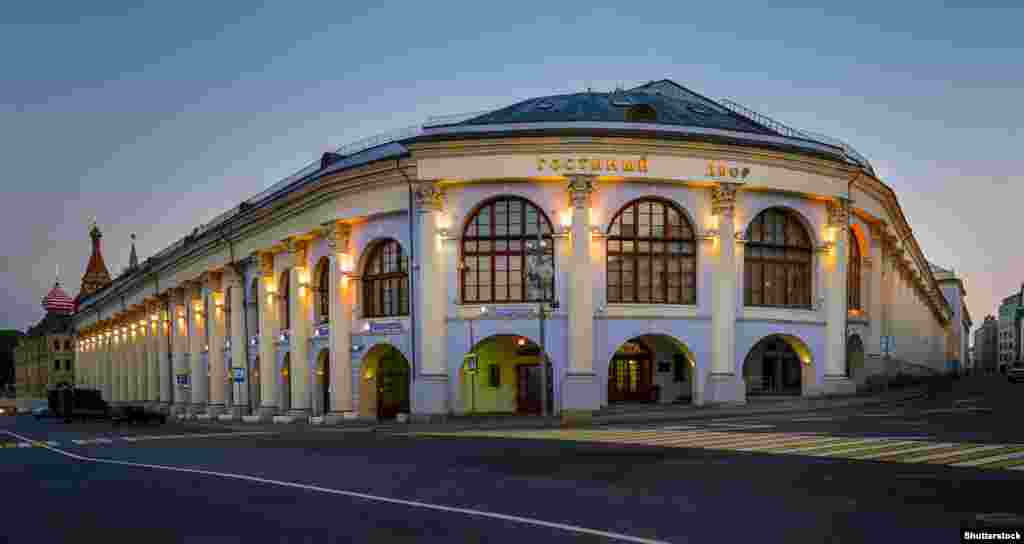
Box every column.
[135,316,147,403]
[114,325,124,403]
[225,267,248,417]
[257,252,279,419]
[287,239,311,419]
[707,182,745,403]
[187,281,207,414]
[866,224,884,358]
[563,175,600,418]
[327,222,354,420]
[147,305,159,405]
[156,299,171,410]
[412,180,449,421]
[822,198,856,394]
[170,288,189,413]
[102,331,112,402]
[207,272,227,416]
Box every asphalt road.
[3,374,1022,543]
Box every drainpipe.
[398,159,417,383]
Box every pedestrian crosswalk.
[410,428,1024,471]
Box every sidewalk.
[182,387,928,435]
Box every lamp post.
[526,231,556,417]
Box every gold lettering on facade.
[707,160,751,179]
[535,156,650,174]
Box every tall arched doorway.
[280,352,292,412]
[461,334,552,415]
[608,335,695,404]
[315,349,330,416]
[743,335,810,396]
[360,344,410,420]
[847,334,865,382]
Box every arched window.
[744,208,813,308]
[607,197,696,304]
[315,257,330,323]
[848,228,861,311]
[279,271,290,330]
[362,240,408,318]
[461,196,553,303]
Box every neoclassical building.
[72,80,955,423]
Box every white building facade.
[72,80,953,423]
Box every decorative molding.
[567,175,595,209]
[414,180,444,213]
[325,221,351,253]
[826,197,850,227]
[711,182,740,216]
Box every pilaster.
[155,298,171,409]
[707,182,745,404]
[257,252,279,419]
[327,221,355,419]
[169,288,189,412]
[563,175,599,416]
[821,198,856,395]
[226,267,248,417]
[866,223,885,357]
[412,180,449,420]
[287,239,311,419]
[186,281,207,413]
[206,272,227,416]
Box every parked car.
[0,405,13,416]
[48,386,110,423]
[111,406,167,426]
[32,406,54,419]
[1007,362,1024,383]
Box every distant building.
[973,315,999,374]
[931,263,971,373]
[13,282,77,397]
[13,222,113,398]
[997,287,1023,372]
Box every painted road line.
[855,413,903,417]
[1,430,672,544]
[904,444,1006,464]
[659,425,699,431]
[72,439,89,445]
[824,441,929,459]
[851,442,955,460]
[762,437,880,454]
[16,442,31,448]
[952,449,1024,467]
[633,431,792,449]
[864,443,961,461]
[972,455,1024,470]
[810,440,934,458]
[921,407,991,415]
[789,417,837,422]
[707,423,776,430]
[675,432,816,450]
[740,436,854,453]
[783,438,888,456]
[926,446,1024,465]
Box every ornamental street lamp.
[525,231,557,417]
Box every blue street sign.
[232,367,246,383]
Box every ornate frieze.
[325,221,352,253]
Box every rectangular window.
[488,364,500,388]
[65,360,72,371]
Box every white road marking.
[921,407,990,415]
[951,449,1024,467]
[0,429,670,544]
[707,423,775,430]
[16,442,31,448]
[902,445,1003,463]
[853,442,955,460]
[855,413,903,417]
[790,417,836,422]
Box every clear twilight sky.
[1,2,1021,337]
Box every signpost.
[526,231,556,417]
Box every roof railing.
[718,98,875,175]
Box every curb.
[172,389,928,435]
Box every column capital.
[567,175,596,209]
[711,182,740,217]
[324,221,352,253]
[826,197,850,228]
[259,251,275,278]
[414,180,444,213]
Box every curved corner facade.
[71,84,955,422]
